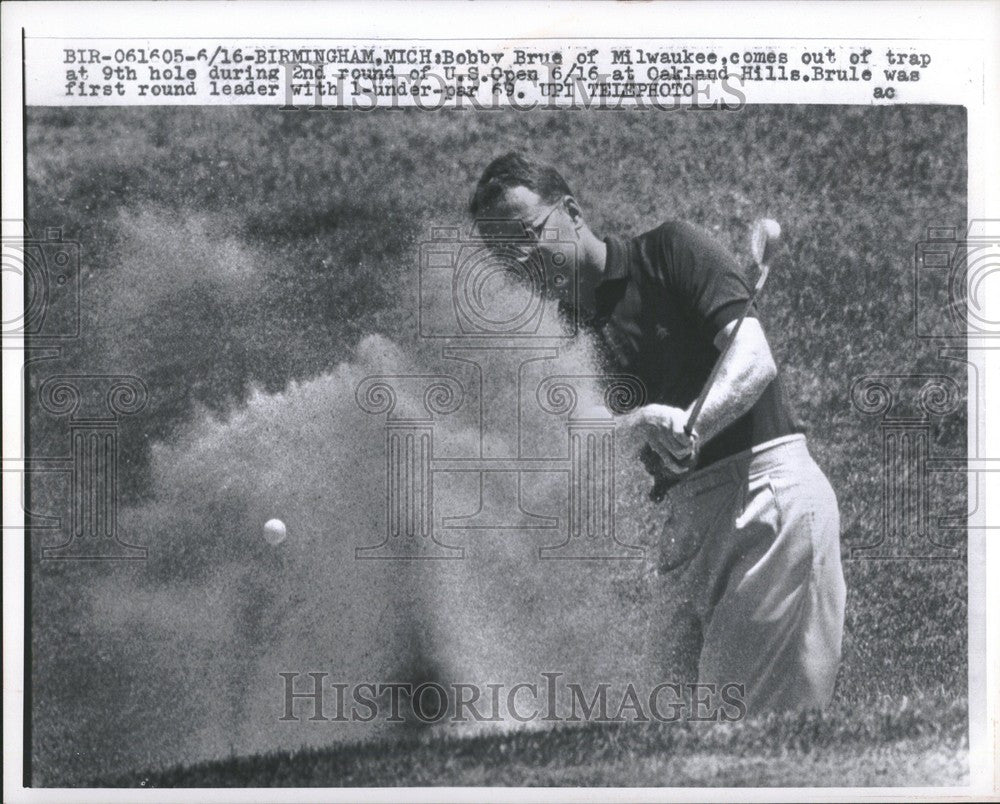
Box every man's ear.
[564,196,586,229]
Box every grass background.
[26,105,968,786]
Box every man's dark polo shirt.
[586,220,797,470]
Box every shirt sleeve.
[659,221,754,339]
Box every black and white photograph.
[2,2,997,800]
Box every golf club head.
[750,218,781,268]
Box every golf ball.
[263,518,287,545]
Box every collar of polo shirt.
[601,235,631,282]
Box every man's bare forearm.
[687,318,777,444]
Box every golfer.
[470,152,847,712]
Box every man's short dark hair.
[469,151,574,218]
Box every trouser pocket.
[658,470,745,574]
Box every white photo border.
[2,1,998,801]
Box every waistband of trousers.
[681,433,809,491]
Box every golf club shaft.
[684,263,770,438]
